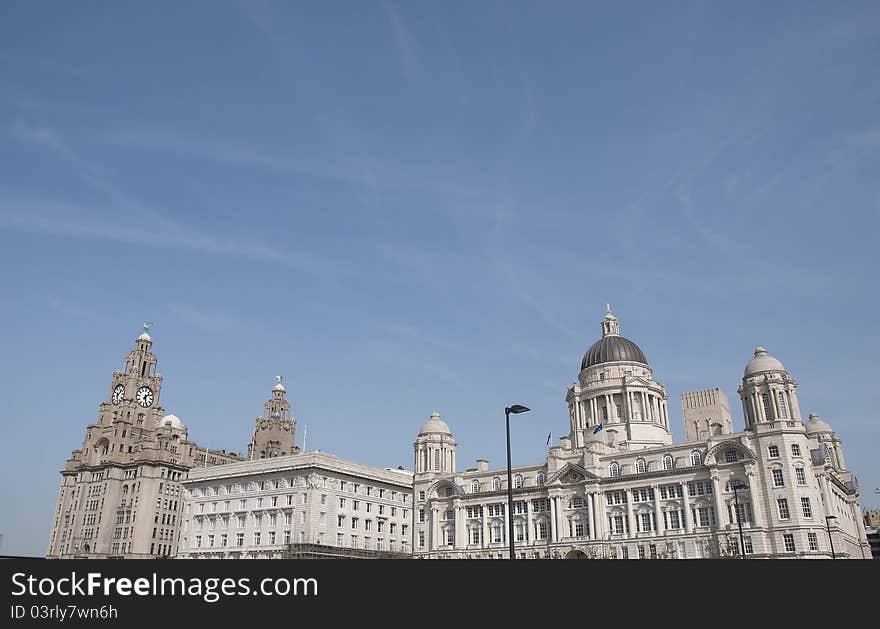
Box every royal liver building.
[412,308,871,559]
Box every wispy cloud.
[168,304,237,333]
[383,2,422,82]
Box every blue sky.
[1,1,879,555]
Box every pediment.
[545,462,600,486]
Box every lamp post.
[505,404,530,560]
[825,515,837,559]
[731,482,748,558]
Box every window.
[471,480,480,493]
[486,504,504,517]
[466,506,483,519]
[743,536,753,554]
[532,498,551,512]
[573,521,585,538]
[469,527,482,545]
[772,469,784,487]
[352,518,359,530]
[514,474,523,489]
[418,509,425,523]
[801,497,812,518]
[253,532,261,546]
[418,491,425,501]
[768,445,780,459]
[444,528,454,546]
[609,462,620,478]
[762,393,773,420]
[338,497,345,509]
[639,512,653,532]
[236,533,244,547]
[444,509,454,521]
[666,510,681,529]
[536,521,548,539]
[725,450,738,463]
[569,495,584,509]
[635,459,646,474]
[777,498,790,520]
[690,451,702,466]
[662,455,673,471]
[602,406,608,421]
[515,523,526,541]
[795,468,807,486]
[490,477,501,491]
[778,394,788,419]
[791,444,801,457]
[418,531,425,548]
[536,472,546,485]
[783,533,795,552]
[808,532,819,551]
[610,515,626,535]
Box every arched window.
[662,455,674,471]
[536,472,546,486]
[609,462,620,477]
[471,480,480,494]
[690,450,702,466]
[492,477,501,491]
[514,474,523,489]
[635,459,646,474]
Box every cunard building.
[412,308,871,559]
[45,325,242,559]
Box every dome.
[138,332,152,341]
[274,382,285,392]
[161,414,184,429]
[805,412,832,435]
[744,347,786,377]
[419,411,452,436]
[581,336,648,370]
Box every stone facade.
[45,326,242,559]
[412,308,872,559]
[178,452,413,559]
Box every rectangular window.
[469,527,482,545]
[537,521,548,539]
[783,533,795,552]
[777,498,790,520]
[743,536,753,554]
[808,532,819,551]
[725,450,738,463]
[639,512,653,532]
[791,444,801,457]
[768,445,779,458]
[574,522,584,538]
[236,533,244,547]
[253,532,261,546]
[418,509,425,523]
[795,468,807,486]
[801,497,813,518]
[338,515,345,528]
[418,531,425,548]
[238,499,246,510]
[667,510,680,529]
[772,469,785,487]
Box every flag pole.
[302,425,307,453]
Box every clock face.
[136,386,154,408]
[111,384,125,405]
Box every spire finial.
[606,303,611,315]
[143,321,153,334]
[276,375,283,384]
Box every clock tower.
[247,377,300,459]
[45,324,242,559]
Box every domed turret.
[161,413,184,429]
[414,411,456,474]
[581,306,648,370]
[744,347,786,376]
[419,411,452,436]
[805,412,833,435]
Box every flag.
[592,423,604,434]
[546,432,551,445]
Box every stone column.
[526,499,533,543]
[454,502,465,547]
[431,506,440,550]
[745,469,761,527]
[710,476,723,529]
[682,483,692,533]
[549,496,557,542]
[652,486,662,536]
[625,489,635,538]
[481,507,488,550]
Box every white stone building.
[178,452,413,559]
[412,307,871,559]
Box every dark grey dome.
[581,336,648,370]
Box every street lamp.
[505,404,530,560]
[825,515,837,559]
[731,482,748,558]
